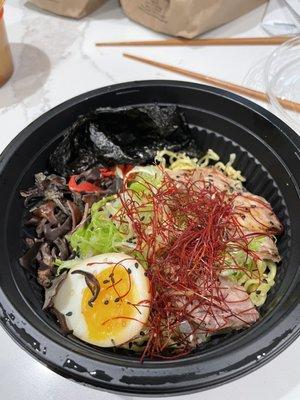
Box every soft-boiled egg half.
[53,253,151,347]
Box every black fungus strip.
[71,270,100,307]
[53,237,70,260]
[66,200,82,231]
[44,216,72,241]
[19,240,42,272]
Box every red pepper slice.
[99,167,115,178]
[99,165,133,177]
[119,164,133,175]
[68,165,133,193]
[68,175,100,193]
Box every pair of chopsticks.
[96,36,291,47]
[122,53,300,113]
[96,36,300,113]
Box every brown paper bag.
[120,0,266,38]
[28,0,107,19]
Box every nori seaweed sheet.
[50,104,197,176]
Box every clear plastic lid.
[264,37,300,134]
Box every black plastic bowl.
[0,81,300,396]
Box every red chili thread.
[109,168,277,359]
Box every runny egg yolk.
[81,264,140,345]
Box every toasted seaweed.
[49,105,196,176]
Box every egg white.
[53,253,150,347]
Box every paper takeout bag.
[120,0,266,38]
[28,0,107,19]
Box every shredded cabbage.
[68,195,126,258]
[222,237,277,307]
[55,258,82,275]
[66,167,164,264]
[248,236,266,252]
[126,165,163,193]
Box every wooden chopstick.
[123,53,300,113]
[96,36,292,47]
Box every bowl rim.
[1,80,300,396]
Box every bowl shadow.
[0,43,50,108]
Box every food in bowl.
[19,105,282,360]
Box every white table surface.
[1,1,299,399]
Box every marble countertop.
[1,1,299,399]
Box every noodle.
[155,148,246,182]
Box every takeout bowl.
[0,81,300,396]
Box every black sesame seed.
[127,268,132,274]
[104,300,109,305]
[66,311,73,316]
[140,331,145,336]
[103,279,109,284]
[134,263,139,269]
[114,297,120,303]
[144,272,148,277]
[109,273,115,283]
